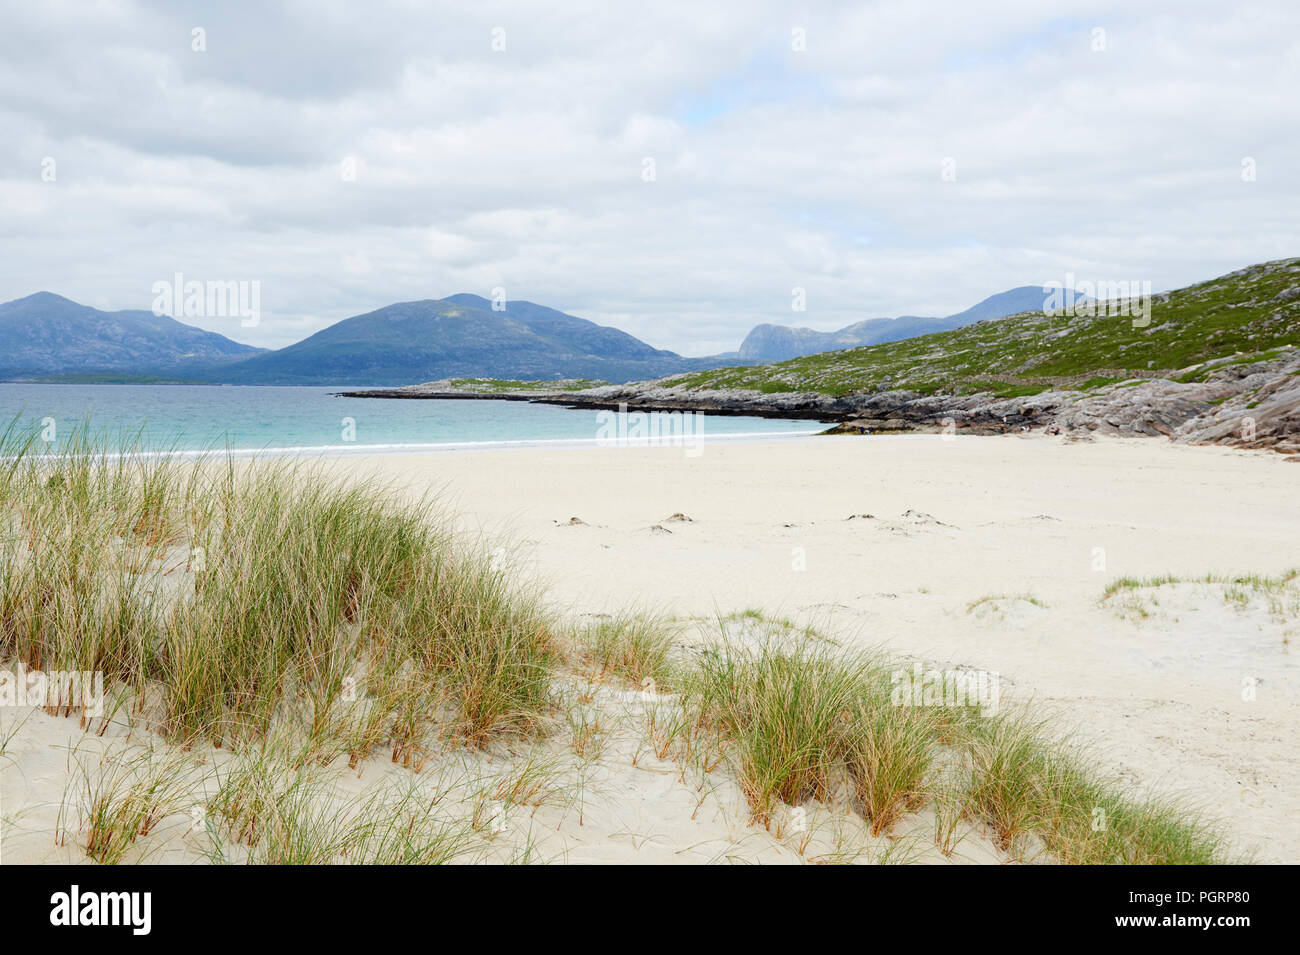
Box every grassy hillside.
[664,259,1300,398]
[443,377,609,393]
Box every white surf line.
[7,429,823,461]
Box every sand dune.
[331,433,1299,862]
[3,432,1296,864]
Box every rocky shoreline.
[338,350,1300,455]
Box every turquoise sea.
[0,384,816,454]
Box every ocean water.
[0,384,816,454]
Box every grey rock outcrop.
[536,348,1300,453]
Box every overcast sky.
[2,0,1297,354]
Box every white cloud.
[0,0,1296,353]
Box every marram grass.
[571,611,678,691]
[675,635,1234,863]
[0,423,557,753]
[961,711,1229,864]
[1,423,1240,865]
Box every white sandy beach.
[3,432,1297,864]
[357,433,1300,860]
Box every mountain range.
[0,287,1055,385]
[563,258,1300,453]
[0,292,264,381]
[738,286,1070,361]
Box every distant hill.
[662,259,1300,399]
[345,263,1299,430]
[203,295,728,385]
[737,286,1069,362]
[579,258,1300,453]
[0,285,1094,387]
[0,292,264,380]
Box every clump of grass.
[961,711,1228,863]
[489,748,567,809]
[1101,569,1300,623]
[203,753,476,864]
[1101,574,1184,600]
[564,703,610,762]
[960,712,1055,854]
[60,745,199,865]
[932,782,977,857]
[675,629,1233,862]
[573,612,677,691]
[843,698,945,836]
[207,755,299,851]
[349,780,478,865]
[390,551,557,745]
[0,422,558,756]
[641,694,696,763]
[682,641,872,827]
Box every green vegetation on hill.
[664,259,1300,397]
[445,377,609,393]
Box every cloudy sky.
[2,0,1297,354]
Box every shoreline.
[336,345,1300,454]
[20,427,1284,467]
[334,387,848,423]
[6,428,824,462]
